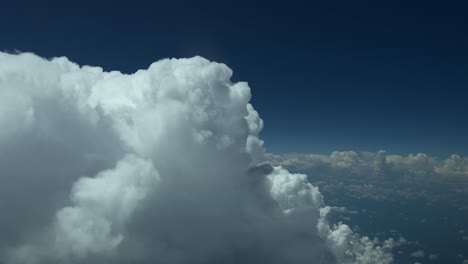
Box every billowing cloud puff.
[436,154,468,176]
[0,52,396,264]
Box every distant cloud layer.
[267,151,468,178]
[267,150,468,215]
[0,52,399,264]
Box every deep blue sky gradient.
[1,0,467,156]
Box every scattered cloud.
[267,151,468,212]
[428,253,439,260]
[267,151,468,263]
[267,151,468,178]
[410,250,425,258]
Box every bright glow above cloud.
[0,52,397,264]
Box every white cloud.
[267,166,322,215]
[436,154,468,176]
[0,52,398,264]
[410,250,425,258]
[7,155,160,263]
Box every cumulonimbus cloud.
[0,52,396,264]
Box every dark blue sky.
[2,1,467,156]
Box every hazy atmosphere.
[1,1,467,264]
